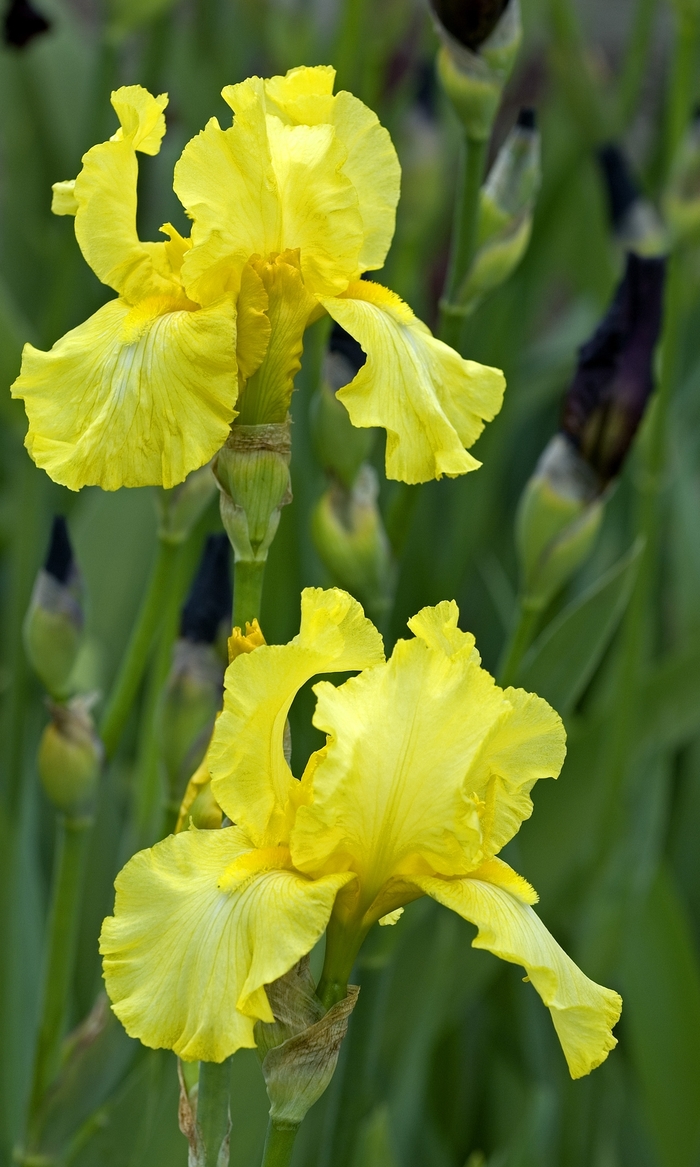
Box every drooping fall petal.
[100,826,354,1062]
[319,282,506,484]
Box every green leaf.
[516,539,644,713]
[621,863,700,1167]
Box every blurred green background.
[3,0,700,1164]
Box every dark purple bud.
[430,0,509,51]
[44,516,74,585]
[597,144,639,231]
[329,323,365,379]
[3,0,50,48]
[180,535,231,644]
[561,252,666,486]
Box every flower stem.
[99,537,179,759]
[260,1121,299,1167]
[497,599,540,687]
[194,1058,233,1167]
[439,134,488,351]
[233,558,267,629]
[662,8,700,183]
[27,813,92,1126]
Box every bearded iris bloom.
[12,68,505,492]
[100,588,621,1079]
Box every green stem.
[194,1059,233,1167]
[260,1121,298,1167]
[99,538,179,759]
[497,600,541,687]
[439,134,488,351]
[662,9,700,182]
[28,815,92,1125]
[233,558,267,629]
[617,0,659,130]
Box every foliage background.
[2,0,700,1164]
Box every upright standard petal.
[12,296,237,491]
[69,87,178,303]
[208,588,384,847]
[414,874,622,1079]
[262,66,401,274]
[319,282,506,484]
[100,827,353,1062]
[291,616,508,901]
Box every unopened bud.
[3,0,51,49]
[310,327,374,488]
[156,462,218,546]
[312,466,394,622]
[24,516,83,700]
[431,0,522,140]
[163,536,229,812]
[214,423,292,563]
[598,144,667,256]
[457,108,541,312]
[516,435,604,610]
[38,697,102,814]
[663,112,700,244]
[255,957,359,1128]
[562,251,666,487]
[175,755,223,832]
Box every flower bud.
[38,697,102,815]
[458,108,541,312]
[663,111,700,243]
[24,516,84,700]
[214,423,292,563]
[598,144,667,256]
[161,536,229,811]
[3,0,50,49]
[516,435,604,610]
[310,327,374,489]
[156,462,218,546]
[255,957,359,1128]
[312,466,394,622]
[431,0,522,140]
[561,251,666,488]
[175,756,223,833]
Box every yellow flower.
[173,65,506,481]
[12,87,238,491]
[100,588,621,1077]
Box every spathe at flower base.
[100,588,621,1081]
[12,68,505,491]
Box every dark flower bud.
[24,516,84,699]
[561,251,667,487]
[431,0,508,51]
[597,144,666,256]
[180,534,231,645]
[3,0,50,48]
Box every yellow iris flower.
[100,588,621,1079]
[12,68,505,491]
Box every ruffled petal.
[414,874,621,1079]
[175,76,364,304]
[470,687,566,857]
[100,827,353,1062]
[319,282,506,484]
[262,67,400,273]
[12,296,237,491]
[290,607,508,897]
[67,86,179,303]
[208,587,384,847]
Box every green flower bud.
[156,462,218,546]
[310,339,374,488]
[432,0,522,140]
[161,641,223,808]
[663,112,700,244]
[24,517,83,700]
[312,466,394,622]
[214,422,292,563]
[516,435,604,610]
[255,957,359,1129]
[38,697,102,814]
[458,108,541,312]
